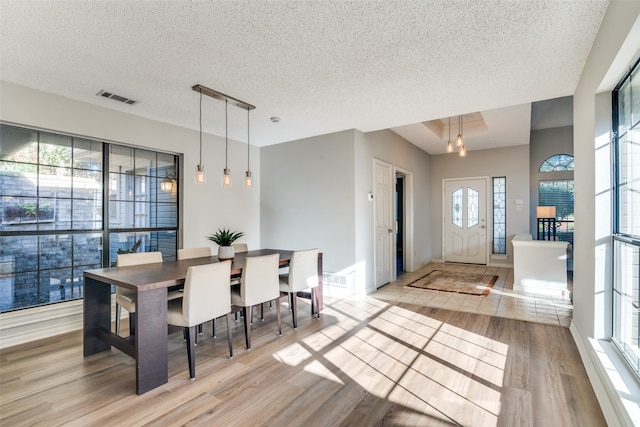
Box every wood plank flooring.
[0,265,605,426]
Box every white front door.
[443,178,488,264]
[374,159,394,287]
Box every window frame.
[0,124,181,313]
[611,55,640,379]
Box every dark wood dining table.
[83,249,323,395]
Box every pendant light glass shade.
[245,170,252,187]
[459,145,466,157]
[222,168,232,186]
[456,115,463,147]
[196,164,205,184]
[196,90,206,184]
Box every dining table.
[83,249,323,395]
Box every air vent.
[97,90,138,105]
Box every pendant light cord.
[247,110,250,170]
[199,90,203,165]
[225,99,228,169]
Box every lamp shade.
[536,206,556,218]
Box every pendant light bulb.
[245,170,252,187]
[459,145,466,157]
[456,114,463,147]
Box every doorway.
[396,173,404,275]
[374,159,414,289]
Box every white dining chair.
[177,246,214,335]
[232,243,248,253]
[167,261,233,380]
[279,248,320,329]
[231,253,281,349]
[115,251,182,335]
[177,246,213,260]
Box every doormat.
[406,270,498,296]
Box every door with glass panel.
[443,178,488,264]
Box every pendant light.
[458,114,466,157]
[446,117,453,153]
[245,108,253,187]
[222,100,232,187]
[195,89,206,184]
[456,115,463,147]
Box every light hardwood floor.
[0,263,604,426]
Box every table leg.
[135,287,169,394]
[83,276,111,356]
[315,253,324,314]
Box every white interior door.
[374,159,393,287]
[443,178,488,264]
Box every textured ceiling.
[0,1,609,153]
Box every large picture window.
[0,124,179,312]
[612,57,640,379]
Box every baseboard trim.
[569,321,638,427]
[0,295,120,349]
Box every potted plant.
[207,228,244,260]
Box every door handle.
[388,228,393,233]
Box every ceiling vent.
[96,90,138,105]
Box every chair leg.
[291,292,298,329]
[312,288,320,319]
[198,324,203,334]
[186,326,197,380]
[212,318,216,338]
[129,312,135,335]
[260,303,264,321]
[226,313,233,359]
[115,303,122,334]
[243,307,251,349]
[276,298,282,336]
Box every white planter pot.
[218,246,235,260]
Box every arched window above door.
[539,154,574,172]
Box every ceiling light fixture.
[245,109,252,187]
[456,115,463,147]
[191,84,256,188]
[446,117,453,153]
[458,115,466,157]
[196,89,205,184]
[222,100,232,187]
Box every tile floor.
[370,262,573,327]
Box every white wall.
[572,1,640,425]
[429,144,530,265]
[260,130,356,274]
